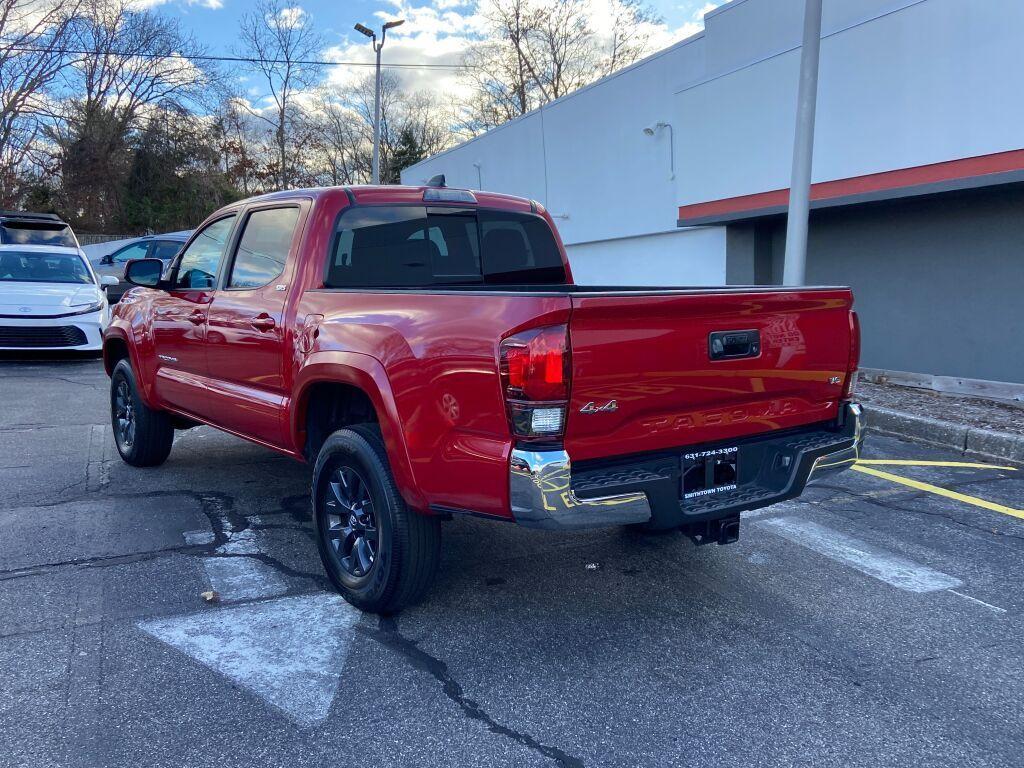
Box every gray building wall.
[725,186,1024,384]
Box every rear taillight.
[499,324,570,441]
[843,310,860,398]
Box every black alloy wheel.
[323,465,379,578]
[312,426,441,613]
[113,378,136,450]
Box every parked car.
[0,211,78,248]
[103,183,864,613]
[93,232,190,303]
[0,244,118,351]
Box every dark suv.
[0,211,78,247]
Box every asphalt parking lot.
[2,358,1023,768]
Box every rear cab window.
[1,220,76,247]
[325,206,566,288]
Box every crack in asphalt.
[0,492,329,588]
[808,484,1024,544]
[368,616,585,768]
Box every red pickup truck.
[103,183,864,613]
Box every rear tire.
[313,425,441,614]
[110,359,174,467]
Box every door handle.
[187,310,206,325]
[249,314,276,332]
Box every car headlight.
[68,301,104,316]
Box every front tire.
[110,359,174,467]
[313,426,441,614]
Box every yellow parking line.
[851,465,1024,520]
[856,459,1018,472]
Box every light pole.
[355,19,405,185]
[642,122,675,180]
[782,0,823,285]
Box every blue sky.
[166,1,721,55]
[148,0,724,107]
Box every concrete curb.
[862,404,1024,466]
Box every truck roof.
[227,185,538,215]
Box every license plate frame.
[682,446,739,501]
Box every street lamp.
[355,18,405,185]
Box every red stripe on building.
[677,148,1024,222]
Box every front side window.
[173,215,236,290]
[228,207,299,289]
[0,250,93,284]
[113,242,150,263]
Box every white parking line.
[947,589,1007,614]
[138,593,360,727]
[185,516,287,603]
[757,516,962,593]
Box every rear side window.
[112,242,150,263]
[325,206,565,288]
[478,211,565,284]
[150,240,182,261]
[1,221,76,247]
[228,207,299,289]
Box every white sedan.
[0,245,119,351]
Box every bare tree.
[53,0,217,228]
[68,0,212,132]
[0,0,81,206]
[343,71,453,184]
[308,90,362,186]
[604,0,659,75]
[211,97,265,196]
[235,0,324,190]
[463,0,659,133]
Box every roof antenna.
[426,173,446,188]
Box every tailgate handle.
[709,330,761,360]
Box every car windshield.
[0,221,76,247]
[0,250,93,284]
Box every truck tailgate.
[564,288,854,462]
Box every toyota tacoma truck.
[103,182,864,613]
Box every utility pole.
[782,0,823,286]
[355,18,405,185]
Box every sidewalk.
[858,379,1024,465]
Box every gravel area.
[858,380,1024,436]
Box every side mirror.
[124,258,164,288]
[100,275,119,288]
[100,254,113,265]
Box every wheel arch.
[292,352,427,512]
[102,328,159,408]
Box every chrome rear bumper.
[509,402,864,531]
[807,402,865,483]
[509,450,652,530]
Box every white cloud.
[130,0,223,9]
[324,0,484,102]
[321,0,723,105]
[276,6,307,28]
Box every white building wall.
[676,0,1024,206]
[403,0,1023,283]
[566,228,726,286]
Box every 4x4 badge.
[580,400,618,414]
